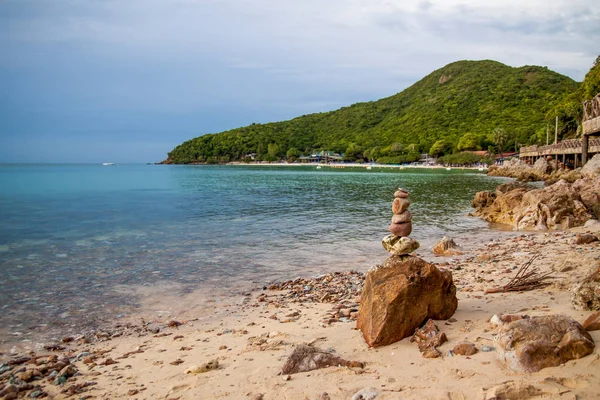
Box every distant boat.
[102,163,115,166]
[366,166,372,170]
[478,167,485,171]
[316,166,322,169]
[446,167,451,171]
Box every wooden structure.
[520,93,600,167]
[582,93,600,164]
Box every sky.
[1,0,599,163]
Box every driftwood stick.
[485,254,553,294]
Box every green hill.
[165,59,580,164]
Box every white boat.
[366,166,372,170]
[316,166,322,169]
[478,167,485,171]
[446,167,451,171]
[102,163,115,166]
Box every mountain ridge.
[165,59,580,164]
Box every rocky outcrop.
[487,158,549,182]
[493,314,595,372]
[581,154,600,178]
[280,344,363,374]
[433,236,462,256]
[473,178,598,230]
[357,256,457,347]
[571,266,600,311]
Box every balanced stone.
[394,189,410,198]
[392,198,410,214]
[392,210,412,224]
[388,221,412,237]
[382,234,419,255]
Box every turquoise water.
[0,164,508,347]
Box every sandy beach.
[2,223,599,400]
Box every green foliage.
[166,59,582,164]
[286,147,301,162]
[438,152,488,165]
[429,139,452,157]
[457,132,481,151]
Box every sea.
[0,164,511,351]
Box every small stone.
[128,389,139,396]
[185,359,219,374]
[319,393,331,400]
[583,312,600,331]
[388,221,412,237]
[391,210,412,223]
[394,189,410,198]
[481,346,495,352]
[574,233,599,245]
[381,234,420,255]
[452,342,478,356]
[351,387,378,400]
[392,198,411,214]
[433,236,462,256]
[219,345,228,350]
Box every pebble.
[481,345,495,352]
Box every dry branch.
[485,254,553,294]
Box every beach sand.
[1,227,599,399]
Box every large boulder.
[571,266,600,311]
[357,256,457,347]
[494,314,595,373]
[581,153,600,179]
[533,157,551,175]
[514,180,591,230]
[572,177,600,219]
[472,187,529,226]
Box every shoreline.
[2,225,599,399]
[171,161,490,171]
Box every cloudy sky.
[1,0,598,163]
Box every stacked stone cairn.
[381,188,420,255]
[357,188,458,348]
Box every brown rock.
[432,236,462,256]
[574,233,599,245]
[573,177,600,219]
[394,188,410,198]
[391,210,412,224]
[381,235,419,255]
[571,266,600,311]
[452,342,478,356]
[392,198,411,214]
[494,314,595,372]
[280,344,362,374]
[411,319,447,357]
[357,256,458,347]
[583,312,600,331]
[388,221,412,237]
[471,191,496,209]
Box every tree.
[457,132,481,151]
[492,127,508,156]
[429,140,451,157]
[286,147,301,162]
[343,142,364,161]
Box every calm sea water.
[0,164,509,349]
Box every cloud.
[0,0,598,162]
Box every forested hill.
[165,59,579,164]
